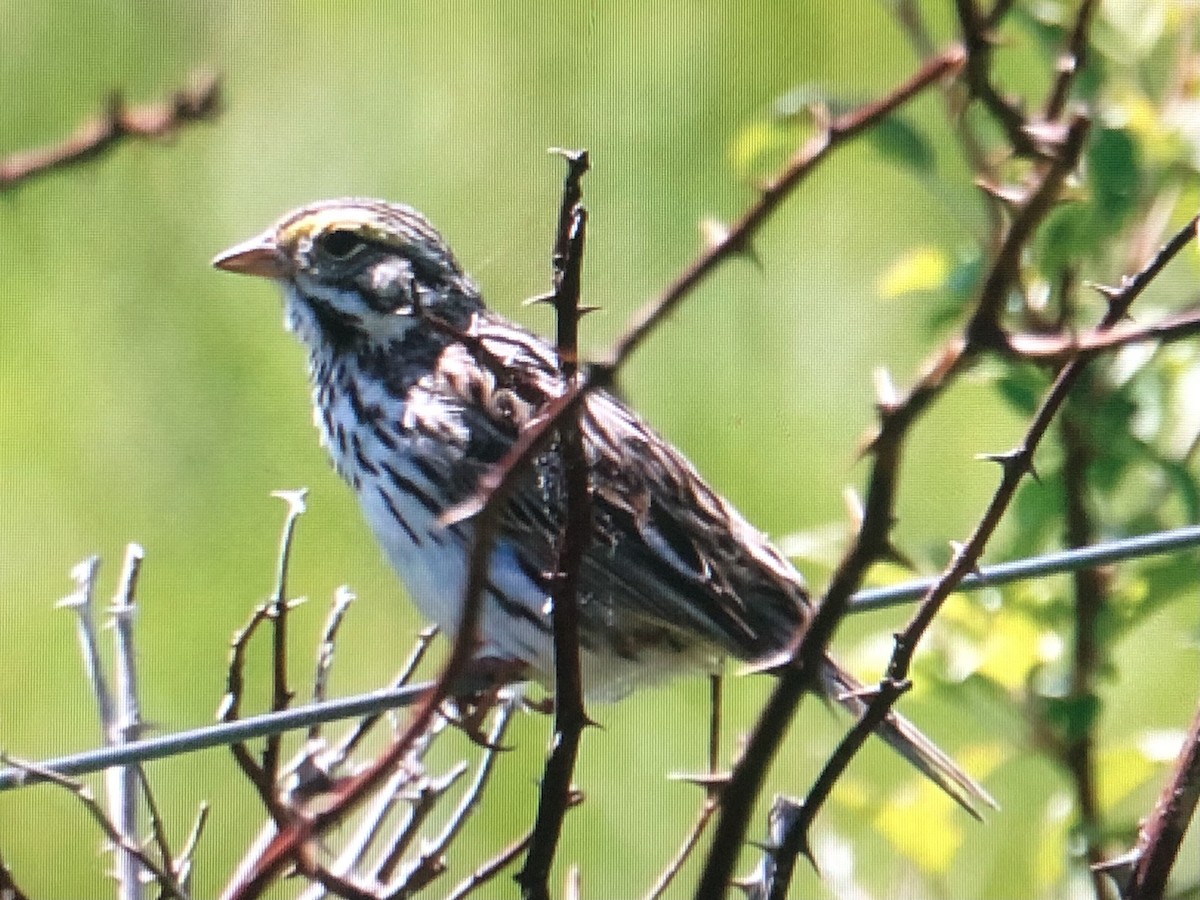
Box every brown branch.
[218,600,288,823]
[1122,696,1200,899]
[888,216,1195,688]
[1044,0,1101,120]
[604,46,965,370]
[644,797,719,900]
[1007,303,1200,362]
[517,149,595,900]
[0,70,220,189]
[967,115,1091,342]
[690,48,1009,900]
[955,0,1041,157]
[1061,403,1119,900]
[755,212,1200,900]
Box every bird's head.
[214,199,483,347]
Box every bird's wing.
[432,317,809,664]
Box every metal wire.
[3,524,1199,793]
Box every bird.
[213,197,994,814]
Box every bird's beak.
[212,232,291,279]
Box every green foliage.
[2,1,1199,899]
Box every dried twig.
[0,70,220,189]
[0,756,191,900]
[108,543,147,900]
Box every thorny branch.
[0,757,191,900]
[516,148,594,900]
[1120,696,1200,900]
[695,53,1074,900]
[765,215,1200,898]
[0,70,220,189]
[223,47,967,900]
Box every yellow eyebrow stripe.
[278,207,397,249]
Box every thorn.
[835,683,882,703]
[1088,279,1122,301]
[873,366,900,411]
[270,488,309,517]
[1022,118,1070,148]
[947,542,983,577]
[730,875,756,896]
[439,496,482,527]
[738,649,791,677]
[977,448,1037,481]
[547,146,590,170]
[854,420,886,461]
[524,291,556,307]
[576,304,602,316]
[668,770,732,789]
[842,487,865,529]
[699,217,731,252]
[975,178,1029,206]
[881,540,915,571]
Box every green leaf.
[1089,126,1142,228]
[868,114,937,175]
[877,246,950,298]
[995,363,1050,416]
[1038,692,1104,744]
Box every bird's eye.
[317,229,364,260]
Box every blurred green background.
[2,2,1197,897]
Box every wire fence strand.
[3,524,1199,794]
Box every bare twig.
[311,586,357,733]
[1007,303,1200,362]
[1044,0,1101,121]
[517,147,594,900]
[56,556,113,732]
[391,695,518,895]
[218,601,287,821]
[644,797,719,900]
[445,792,585,900]
[333,624,439,766]
[264,489,307,781]
[768,214,1200,897]
[1121,697,1200,900]
[0,756,191,900]
[955,0,1040,157]
[108,543,147,900]
[605,47,965,370]
[0,70,220,189]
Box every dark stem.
[517,150,594,900]
[1060,403,1118,900]
[1124,697,1200,899]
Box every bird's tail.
[821,658,998,818]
